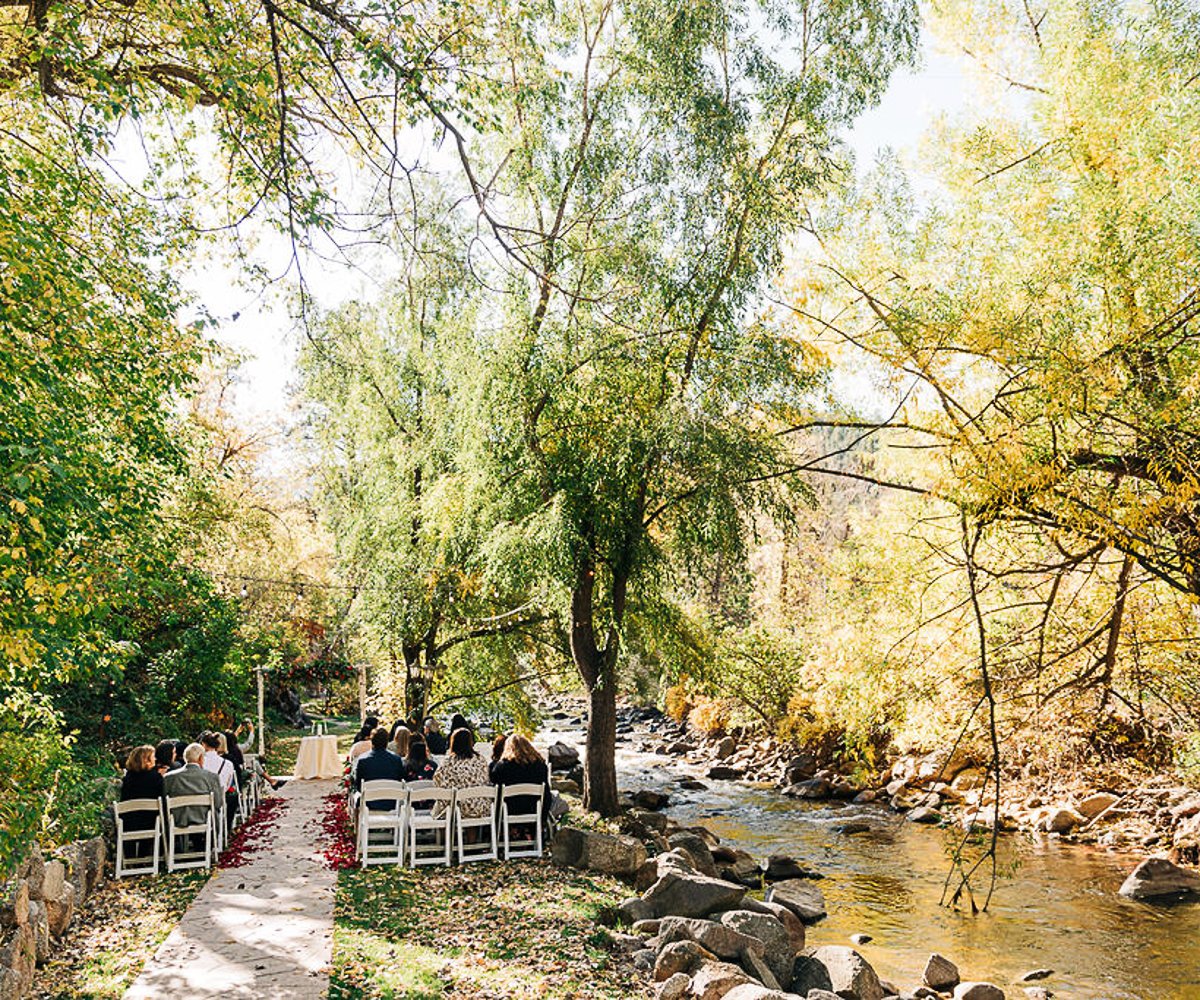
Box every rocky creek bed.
[541,702,1200,1000]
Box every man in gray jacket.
[164,742,222,854]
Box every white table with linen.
[293,734,341,779]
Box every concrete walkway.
[124,779,337,1000]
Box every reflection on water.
[557,729,1200,999]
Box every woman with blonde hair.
[391,725,412,759]
[120,745,164,856]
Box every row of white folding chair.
[356,781,545,867]
[114,790,239,877]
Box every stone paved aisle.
[124,779,337,1000]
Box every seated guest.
[172,740,189,771]
[448,712,472,739]
[201,732,239,830]
[164,743,223,852]
[354,727,405,810]
[403,738,438,782]
[489,734,552,826]
[488,734,507,781]
[154,740,177,774]
[433,728,491,817]
[223,729,246,783]
[391,725,411,759]
[348,716,378,762]
[423,717,448,756]
[235,719,256,754]
[120,745,165,856]
[389,719,408,742]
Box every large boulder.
[0,923,36,998]
[550,827,647,878]
[713,847,761,887]
[766,880,828,924]
[1075,792,1119,820]
[708,766,747,781]
[714,737,739,760]
[635,790,672,811]
[655,916,763,962]
[720,987,794,1000]
[668,834,718,877]
[793,946,883,1000]
[44,887,75,939]
[953,984,1006,1000]
[26,901,49,965]
[784,779,831,800]
[654,940,716,981]
[38,862,66,905]
[656,971,691,999]
[1042,808,1083,835]
[689,959,755,999]
[16,851,43,903]
[719,910,795,988]
[922,953,960,990]
[60,838,106,902]
[644,871,747,920]
[754,900,806,952]
[548,742,581,771]
[1118,857,1200,900]
[764,854,821,882]
[0,881,28,930]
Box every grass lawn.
[31,871,208,999]
[330,861,652,999]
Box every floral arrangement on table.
[218,798,287,868]
[315,791,358,870]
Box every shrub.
[687,696,731,736]
[663,683,692,722]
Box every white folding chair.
[499,783,546,859]
[406,787,455,867]
[114,800,162,877]
[211,791,228,853]
[454,786,499,864]
[165,794,214,872]
[357,780,408,866]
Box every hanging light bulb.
[240,584,249,599]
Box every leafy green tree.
[450,0,918,814]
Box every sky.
[202,30,973,425]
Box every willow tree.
[443,0,918,815]
[806,0,1200,613]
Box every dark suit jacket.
[354,748,405,809]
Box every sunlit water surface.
[545,725,1200,998]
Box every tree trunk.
[570,553,624,816]
[584,668,619,815]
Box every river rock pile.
[0,840,107,999]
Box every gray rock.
[708,765,747,781]
[27,900,49,964]
[654,939,715,981]
[752,899,807,952]
[720,910,794,988]
[0,923,35,997]
[635,790,672,811]
[668,833,718,877]
[922,952,960,990]
[688,960,753,999]
[643,870,747,919]
[720,987,794,1000]
[1075,792,1118,820]
[785,779,831,800]
[715,736,739,760]
[655,971,691,999]
[849,933,872,946]
[620,896,655,924]
[740,946,783,992]
[1042,808,1083,835]
[656,916,762,961]
[952,984,1005,1000]
[633,947,657,972]
[548,742,581,771]
[765,854,821,882]
[17,850,44,903]
[679,778,709,790]
[1018,969,1053,982]
[552,778,582,795]
[44,886,74,938]
[633,919,662,936]
[836,820,873,835]
[632,808,670,832]
[1118,857,1200,900]
[1022,989,1050,1000]
[39,862,66,904]
[907,807,942,825]
[550,827,647,877]
[766,879,828,924]
[805,946,884,1000]
[0,880,29,929]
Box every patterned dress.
[433,753,492,816]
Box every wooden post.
[257,667,266,757]
[358,660,368,719]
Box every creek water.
[548,725,1200,999]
